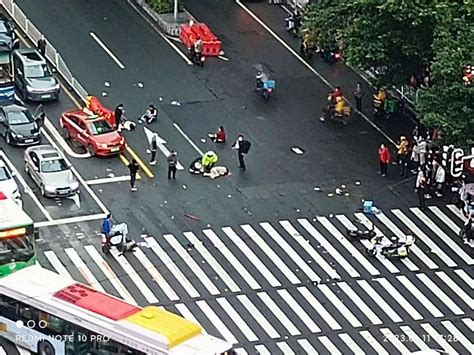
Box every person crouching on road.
[141,104,158,124]
[208,126,227,143]
[201,151,218,173]
[128,159,139,191]
[378,144,390,177]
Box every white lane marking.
[145,237,200,298]
[318,284,362,327]
[222,226,281,287]
[127,0,193,65]
[393,209,458,267]
[234,348,248,355]
[236,294,279,339]
[297,286,341,330]
[337,282,383,325]
[396,275,444,318]
[90,32,125,69]
[359,330,389,355]
[257,292,301,336]
[454,269,474,289]
[297,339,319,354]
[234,0,397,146]
[429,206,462,234]
[420,323,457,354]
[203,229,260,290]
[218,55,229,61]
[399,326,430,351]
[339,333,365,354]
[216,297,258,342]
[441,320,473,352]
[183,232,240,293]
[462,318,473,331]
[318,336,342,355]
[375,277,423,320]
[84,245,137,305]
[276,342,295,355]
[164,234,220,295]
[277,289,321,333]
[244,223,302,284]
[416,273,464,315]
[379,328,411,354]
[376,212,437,269]
[357,279,402,322]
[174,303,206,333]
[134,248,179,301]
[254,344,272,355]
[35,213,106,228]
[109,247,158,304]
[44,118,90,159]
[298,218,360,277]
[143,127,184,170]
[436,271,472,309]
[0,348,5,355]
[351,213,401,273]
[411,207,473,265]
[446,204,466,221]
[86,175,131,185]
[196,300,237,344]
[43,251,72,278]
[0,150,52,221]
[318,216,380,276]
[64,248,105,291]
[173,122,204,156]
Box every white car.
[0,158,21,205]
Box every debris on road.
[314,187,321,191]
[355,180,361,185]
[185,213,199,221]
[101,91,107,97]
[291,147,305,155]
[104,81,110,87]
[171,100,181,106]
[137,82,144,88]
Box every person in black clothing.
[114,104,124,130]
[128,159,139,191]
[149,134,158,165]
[37,35,47,56]
[232,135,251,171]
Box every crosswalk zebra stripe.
[352,213,401,274]
[296,339,318,354]
[242,223,301,284]
[375,277,423,320]
[297,286,342,330]
[132,248,179,301]
[276,342,295,355]
[446,204,466,221]
[319,216,380,276]
[420,323,457,353]
[277,289,321,333]
[393,209,457,267]
[183,232,241,293]
[84,245,137,305]
[359,330,389,355]
[216,298,258,342]
[43,250,73,278]
[145,237,200,298]
[174,303,206,333]
[254,344,271,355]
[236,294,280,339]
[196,300,237,344]
[356,280,403,323]
[234,348,248,355]
[64,248,105,292]
[399,325,431,351]
[337,282,383,325]
[435,271,472,308]
[258,222,320,283]
[164,234,220,295]
[462,318,473,331]
[376,213,438,270]
[454,269,473,289]
[203,229,261,290]
[411,207,473,265]
[416,273,464,315]
[396,275,444,318]
[298,218,360,278]
[280,220,340,280]
[338,333,365,354]
[222,227,281,287]
[429,206,462,234]
[441,320,473,352]
[318,284,362,328]
[318,336,342,355]
[379,328,411,354]
[257,292,301,336]
[0,348,5,355]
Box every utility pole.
[174,0,178,20]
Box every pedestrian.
[37,35,47,56]
[232,135,251,171]
[418,136,427,167]
[208,126,226,143]
[128,159,139,191]
[415,168,427,210]
[114,104,124,130]
[149,134,158,166]
[141,104,158,124]
[167,150,178,179]
[353,82,364,112]
[410,139,420,174]
[378,144,390,177]
[434,162,446,197]
[396,136,409,177]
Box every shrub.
[146,0,183,14]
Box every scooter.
[346,220,376,239]
[101,223,137,254]
[188,48,205,67]
[321,46,342,63]
[255,75,275,101]
[366,234,415,258]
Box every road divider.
[90,32,126,69]
[144,127,184,170]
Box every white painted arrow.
[143,127,184,170]
[69,193,81,209]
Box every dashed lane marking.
[90,32,125,69]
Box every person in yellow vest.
[201,151,218,173]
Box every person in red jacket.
[379,144,391,177]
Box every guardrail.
[0,0,89,103]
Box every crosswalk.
[11,204,474,354]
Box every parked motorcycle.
[101,223,138,254]
[346,220,376,239]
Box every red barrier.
[85,96,116,127]
[180,23,222,57]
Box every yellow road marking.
[120,154,142,180]
[126,145,154,178]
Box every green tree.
[147,0,182,14]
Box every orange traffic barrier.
[180,23,222,57]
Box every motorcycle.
[285,13,301,37]
[188,47,205,67]
[101,223,138,254]
[255,74,275,101]
[366,234,415,259]
[321,45,342,64]
[346,220,376,239]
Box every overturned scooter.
[346,220,376,239]
[102,223,138,255]
[366,233,415,259]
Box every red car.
[60,110,125,156]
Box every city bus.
[0,191,36,277]
[0,265,235,355]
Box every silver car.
[24,145,79,197]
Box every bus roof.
[0,192,33,230]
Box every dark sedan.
[0,104,41,146]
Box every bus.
[0,191,36,277]
[0,266,235,355]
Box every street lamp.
[174,0,178,20]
